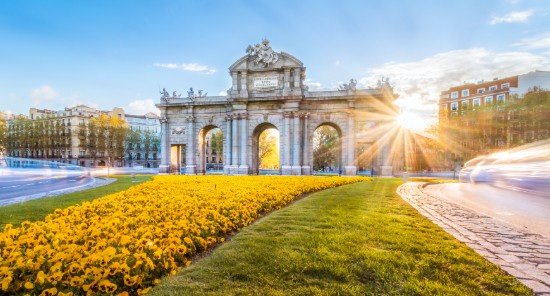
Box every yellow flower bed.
[0,176,366,295]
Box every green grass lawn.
[0,175,152,229]
[151,179,531,296]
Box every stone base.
[291,165,302,175]
[158,164,170,174]
[238,165,249,175]
[380,165,393,176]
[301,165,311,176]
[185,165,197,175]
[343,166,357,176]
[281,165,292,175]
[225,165,240,175]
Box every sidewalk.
[398,182,550,295]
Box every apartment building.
[6,105,161,168]
[438,70,550,160]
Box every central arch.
[251,122,280,175]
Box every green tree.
[313,125,340,171]
[258,129,278,169]
[210,128,223,163]
[0,113,6,156]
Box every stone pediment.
[228,51,303,72]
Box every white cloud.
[125,99,160,115]
[358,48,550,125]
[218,90,228,96]
[31,85,59,105]
[489,10,533,25]
[335,60,341,66]
[513,34,550,50]
[154,62,217,74]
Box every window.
[501,83,510,89]
[497,94,505,103]
[485,96,493,104]
[451,102,458,111]
[461,100,468,107]
[461,89,469,97]
[489,85,497,91]
[79,150,85,157]
[99,152,104,157]
[477,88,485,94]
[451,91,458,99]
[473,98,481,107]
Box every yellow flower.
[1,276,12,292]
[40,287,58,296]
[24,281,34,289]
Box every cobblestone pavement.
[398,182,550,295]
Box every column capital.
[299,112,310,119]
[225,115,233,121]
[159,116,168,124]
[283,111,294,118]
[186,116,195,123]
[236,112,248,120]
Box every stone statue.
[172,91,181,98]
[187,87,195,99]
[246,38,279,67]
[197,90,208,97]
[377,77,391,88]
[338,78,357,91]
[160,88,170,102]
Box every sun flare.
[396,112,429,131]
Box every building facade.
[6,105,161,168]
[125,112,161,168]
[438,71,550,161]
[157,39,400,175]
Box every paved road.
[0,168,93,204]
[399,182,550,295]
[424,183,550,238]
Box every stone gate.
[157,39,399,176]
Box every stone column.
[239,113,249,174]
[293,68,301,90]
[159,116,170,174]
[231,72,238,96]
[185,116,196,174]
[224,115,232,174]
[240,72,248,98]
[283,68,291,95]
[291,114,301,175]
[344,112,357,176]
[281,112,292,175]
[231,114,239,173]
[301,112,311,175]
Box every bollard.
[131,173,136,178]
[402,172,409,182]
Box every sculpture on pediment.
[246,38,279,67]
[338,79,357,91]
[172,91,181,98]
[160,88,170,102]
[377,77,392,88]
[187,87,208,100]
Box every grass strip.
[151,179,531,295]
[0,175,152,228]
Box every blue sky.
[1,0,549,129]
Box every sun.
[396,111,429,131]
